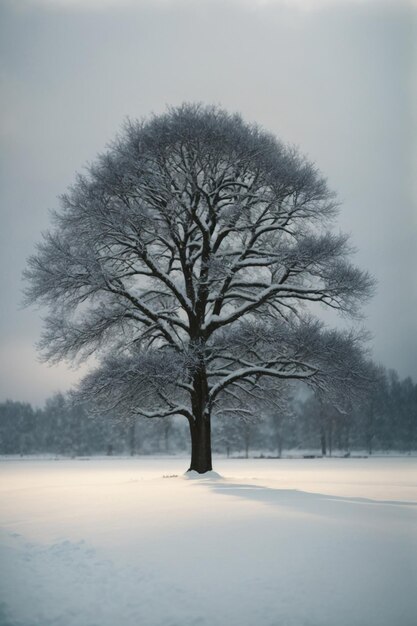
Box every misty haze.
[1,1,416,626]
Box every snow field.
[0,457,416,626]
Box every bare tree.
[24,104,374,473]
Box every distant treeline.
[1,368,416,457]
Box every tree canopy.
[25,104,374,472]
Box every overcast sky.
[1,0,416,406]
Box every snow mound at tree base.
[183,470,223,480]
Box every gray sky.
[1,0,416,406]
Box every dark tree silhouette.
[25,104,373,472]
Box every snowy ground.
[1,456,416,626]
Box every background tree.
[1,367,415,456]
[0,401,36,455]
[387,372,417,453]
[212,415,243,458]
[24,104,374,473]
[359,365,389,454]
[265,386,294,458]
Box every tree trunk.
[129,419,136,456]
[367,404,374,455]
[320,426,327,456]
[244,424,251,459]
[345,423,350,454]
[188,416,212,473]
[277,435,283,459]
[276,428,283,458]
[328,422,333,457]
[188,349,212,472]
[164,420,170,453]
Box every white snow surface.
[1,456,416,626]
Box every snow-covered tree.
[24,104,374,472]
